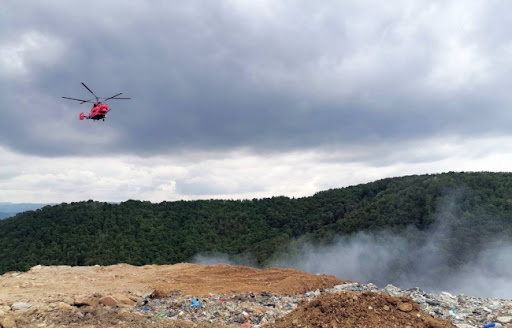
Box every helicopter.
[62,82,130,121]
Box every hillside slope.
[2,171,512,276]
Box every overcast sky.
[2,0,512,203]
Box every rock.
[73,296,98,307]
[57,302,73,310]
[99,296,119,307]
[61,296,74,305]
[11,302,31,310]
[398,302,413,312]
[113,294,136,306]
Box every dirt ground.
[0,263,456,328]
[0,263,344,304]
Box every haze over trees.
[0,203,50,220]
[0,212,14,220]
[1,171,512,285]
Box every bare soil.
[264,291,456,328]
[0,263,456,328]
[0,263,344,304]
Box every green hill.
[1,171,512,276]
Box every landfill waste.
[483,323,502,328]
[135,290,302,326]
[133,283,512,328]
[190,298,203,308]
[330,283,512,328]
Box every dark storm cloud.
[2,1,512,158]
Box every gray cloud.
[2,1,512,161]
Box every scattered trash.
[483,323,499,328]
[133,284,512,328]
[190,298,203,308]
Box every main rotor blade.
[81,82,98,101]
[102,93,123,101]
[62,96,93,103]
[104,94,131,101]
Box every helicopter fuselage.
[81,103,109,120]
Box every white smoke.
[191,192,512,299]
[268,225,512,299]
[447,241,512,298]
[190,229,512,299]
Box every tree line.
[1,171,512,275]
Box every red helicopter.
[62,82,130,121]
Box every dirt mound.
[263,291,456,328]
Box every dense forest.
[1,171,512,278]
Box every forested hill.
[2,171,512,275]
